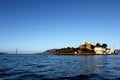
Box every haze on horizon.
[0,0,120,53]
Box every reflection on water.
[0,54,120,80]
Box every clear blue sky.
[0,0,120,52]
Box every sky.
[0,0,120,53]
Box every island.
[43,41,117,55]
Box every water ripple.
[0,54,120,80]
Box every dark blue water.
[0,54,120,80]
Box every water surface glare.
[0,54,120,80]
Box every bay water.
[0,54,120,80]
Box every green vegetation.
[55,47,79,54]
[96,43,107,48]
[101,44,107,48]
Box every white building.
[94,47,106,54]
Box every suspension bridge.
[0,48,41,54]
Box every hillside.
[43,49,57,54]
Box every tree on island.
[101,44,107,48]
[96,43,107,48]
[96,43,101,47]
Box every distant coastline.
[0,52,7,54]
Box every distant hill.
[116,49,120,53]
[43,49,57,54]
[0,52,7,54]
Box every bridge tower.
[16,48,18,54]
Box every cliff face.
[78,44,95,54]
